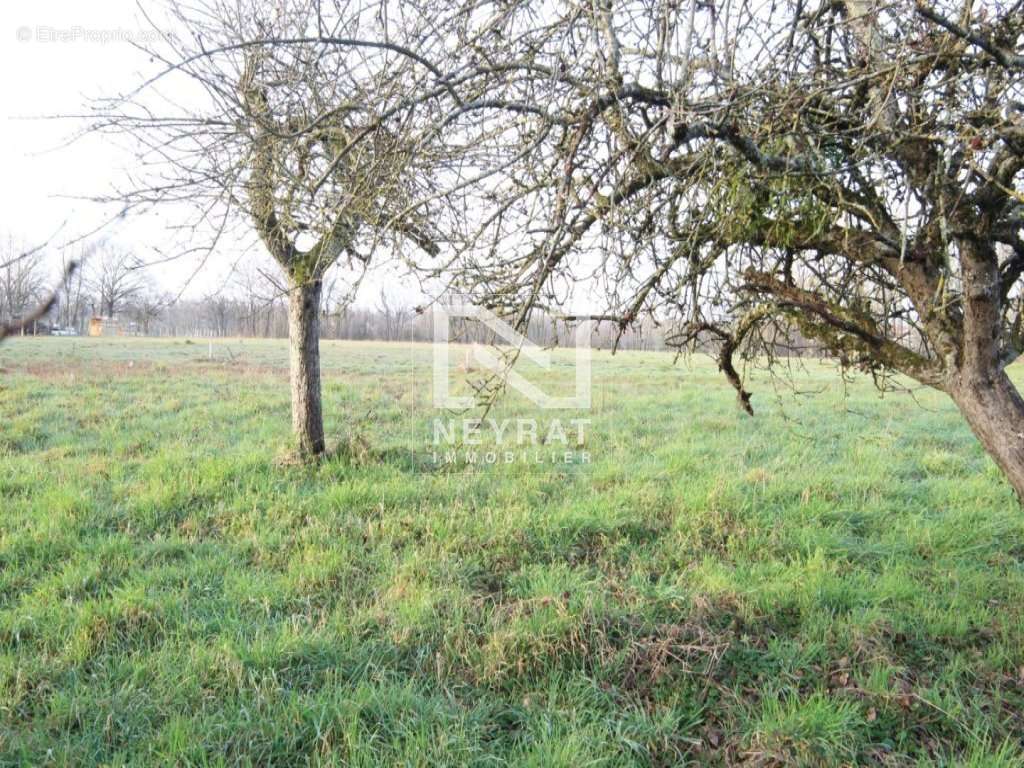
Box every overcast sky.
[1,3,186,261]
[0,1,425,307]
[2,2,153,245]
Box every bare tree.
[0,235,48,331]
[87,241,145,318]
[202,292,235,337]
[125,288,171,336]
[56,242,93,333]
[377,286,412,341]
[0,235,79,343]
[234,261,281,338]
[433,0,1024,496]
[85,0,450,457]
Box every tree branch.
[0,261,79,343]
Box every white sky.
[1,2,153,246]
[0,1,422,308]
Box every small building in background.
[89,316,138,337]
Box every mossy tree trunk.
[950,369,1024,501]
[947,245,1024,501]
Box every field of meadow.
[1,336,1023,766]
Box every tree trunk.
[949,367,1024,500]
[287,279,325,457]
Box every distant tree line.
[7,233,920,356]
[0,235,671,349]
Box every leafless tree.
[0,235,79,343]
[125,289,172,336]
[84,0,453,457]
[432,0,1024,496]
[234,261,281,338]
[202,292,235,338]
[377,286,412,341]
[56,242,93,333]
[87,241,146,318]
[0,235,48,331]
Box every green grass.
[1,336,1023,765]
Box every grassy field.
[1,336,1024,766]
